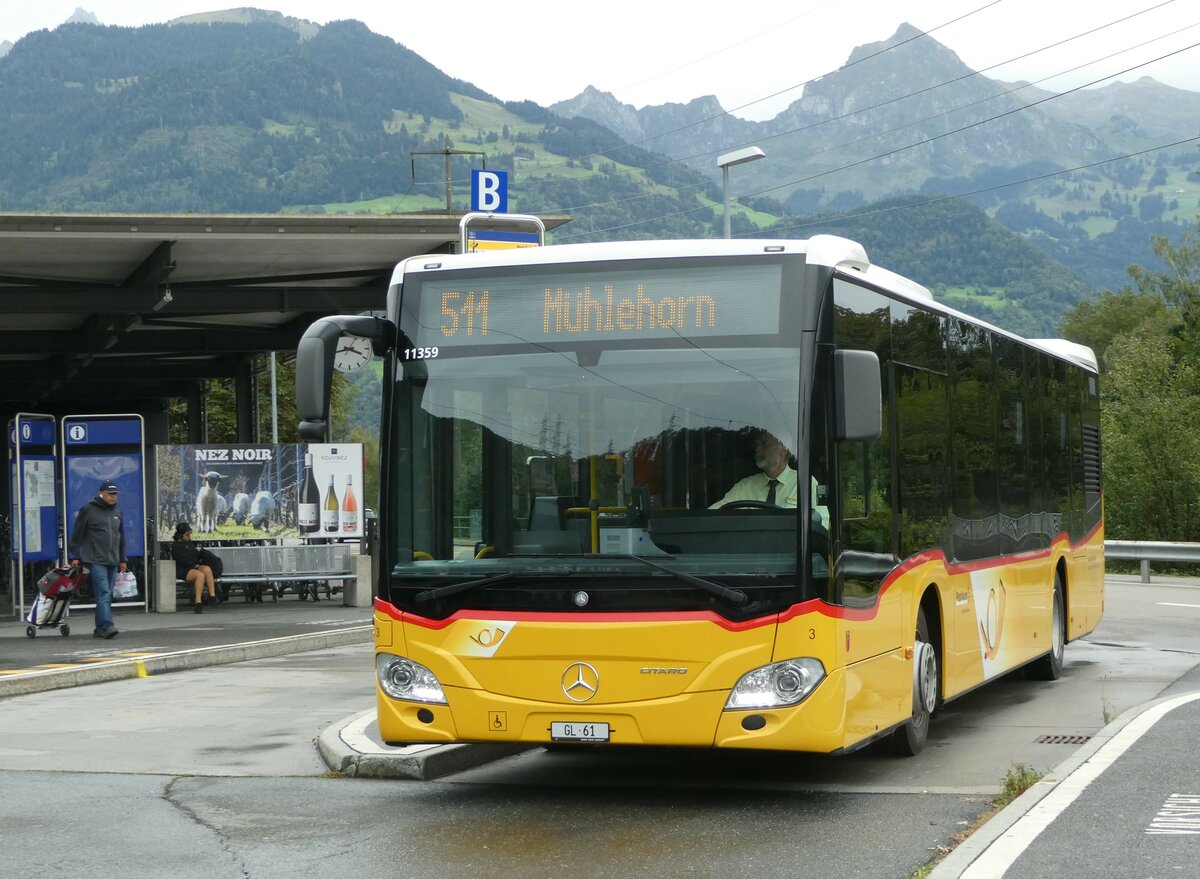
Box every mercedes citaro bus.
[296,234,1102,756]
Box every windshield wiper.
[414,572,518,603]
[612,554,747,605]
[412,557,746,606]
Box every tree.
[1065,220,1200,541]
[1128,223,1200,348]
[167,354,353,444]
[1058,288,1174,365]
[1101,328,1200,540]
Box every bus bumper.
[375,668,849,754]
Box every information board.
[62,415,146,559]
[8,415,59,562]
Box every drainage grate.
[1036,734,1092,745]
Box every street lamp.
[717,146,766,239]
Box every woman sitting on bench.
[171,522,218,613]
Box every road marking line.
[1146,793,1200,834]
[962,691,1200,878]
[1156,602,1200,609]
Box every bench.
[156,543,370,611]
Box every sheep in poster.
[195,471,227,533]
[249,491,276,531]
[231,492,251,525]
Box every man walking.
[69,480,127,639]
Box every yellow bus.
[296,235,1103,756]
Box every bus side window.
[832,279,895,603]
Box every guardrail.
[1104,540,1200,583]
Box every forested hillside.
[768,198,1090,338]
[0,19,491,210]
[0,14,1176,337]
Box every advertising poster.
[155,444,363,540]
[64,455,146,559]
[299,444,365,539]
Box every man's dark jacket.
[69,497,126,565]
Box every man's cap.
[99,481,120,493]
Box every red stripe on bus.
[375,520,1102,630]
[374,598,779,632]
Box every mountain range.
[553,23,1200,206]
[2,9,1197,337]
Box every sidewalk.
[2,592,521,779]
[0,595,373,698]
[932,664,1200,878]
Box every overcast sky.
[6,0,1200,120]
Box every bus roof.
[395,236,1098,374]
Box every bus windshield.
[387,256,819,617]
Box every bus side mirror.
[834,349,882,442]
[296,315,394,442]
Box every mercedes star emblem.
[561,661,600,702]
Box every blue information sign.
[65,419,142,446]
[9,419,55,448]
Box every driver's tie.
[765,479,780,506]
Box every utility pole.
[411,134,487,212]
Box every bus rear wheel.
[893,607,937,757]
[1027,573,1065,681]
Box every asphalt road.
[0,575,1196,879]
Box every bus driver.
[711,430,798,509]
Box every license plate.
[550,721,610,743]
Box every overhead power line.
[536,0,1007,174]
[552,38,1200,240]
[547,6,1196,217]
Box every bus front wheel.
[893,607,937,756]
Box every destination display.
[411,263,783,352]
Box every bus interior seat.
[528,496,583,531]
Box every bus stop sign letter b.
[471,170,507,213]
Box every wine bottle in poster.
[342,474,358,533]
[322,473,340,532]
[298,451,319,533]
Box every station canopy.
[0,211,569,411]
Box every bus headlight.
[376,654,447,704]
[725,658,826,709]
